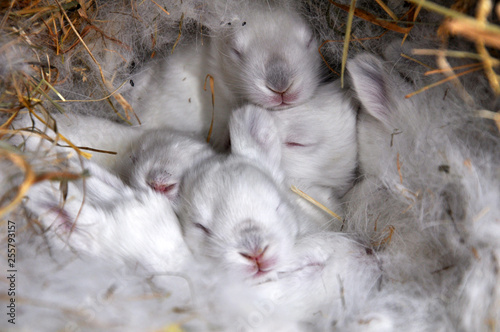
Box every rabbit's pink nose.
[267,85,290,95]
[240,245,278,277]
[239,245,269,264]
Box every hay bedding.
[1,0,500,331]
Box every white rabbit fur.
[345,53,500,330]
[126,4,321,150]
[12,245,194,331]
[252,231,380,329]
[12,110,144,170]
[24,160,191,273]
[14,162,324,332]
[114,128,215,204]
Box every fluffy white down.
[344,53,500,331]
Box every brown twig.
[328,0,412,34]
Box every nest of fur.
[0,0,499,330]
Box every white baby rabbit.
[24,160,191,273]
[127,4,321,150]
[211,4,321,110]
[345,52,500,331]
[114,128,215,205]
[178,157,302,282]
[177,105,321,282]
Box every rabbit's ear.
[348,53,418,130]
[26,180,75,231]
[24,162,128,252]
[347,53,394,127]
[229,105,284,183]
[25,177,96,253]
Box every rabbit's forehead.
[229,172,281,203]
[201,171,283,218]
[233,9,304,36]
